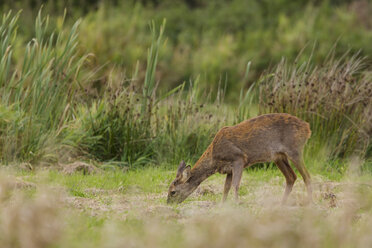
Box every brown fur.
[167,113,312,204]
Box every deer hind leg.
[222,173,232,202]
[288,152,313,204]
[231,158,245,202]
[275,157,297,204]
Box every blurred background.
[1,0,371,96]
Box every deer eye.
[170,190,176,196]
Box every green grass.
[17,159,345,200]
[20,165,174,193]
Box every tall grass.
[69,86,156,166]
[68,21,166,166]
[153,79,225,164]
[69,70,225,166]
[0,10,89,163]
[0,10,225,166]
[258,52,371,160]
[68,20,224,166]
[0,9,370,169]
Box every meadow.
[3,161,372,247]
[0,1,371,247]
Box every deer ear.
[177,160,186,175]
[181,165,191,182]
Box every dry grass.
[1,165,372,248]
[90,178,372,248]
[259,53,372,159]
[0,175,62,248]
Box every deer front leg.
[223,173,232,202]
[231,159,245,202]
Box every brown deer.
[167,113,312,204]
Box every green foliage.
[3,1,366,99]
[67,78,224,166]
[0,11,89,163]
[153,80,222,164]
[70,95,155,166]
[61,0,372,97]
[66,20,221,166]
[0,3,370,170]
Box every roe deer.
[167,113,312,204]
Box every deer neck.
[189,146,216,187]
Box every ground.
[2,163,372,248]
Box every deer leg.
[288,153,313,204]
[222,173,232,202]
[282,157,297,180]
[283,157,298,189]
[275,159,296,204]
[231,158,245,202]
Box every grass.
[0,8,369,168]
[0,10,90,163]
[16,158,345,198]
[2,161,372,248]
[42,167,174,193]
[259,52,372,159]
[14,160,344,203]
[0,4,370,247]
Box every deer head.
[167,160,193,204]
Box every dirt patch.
[145,205,180,219]
[84,188,108,196]
[58,175,372,222]
[64,196,112,215]
[61,162,100,175]
[1,176,36,190]
[194,184,217,196]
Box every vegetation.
[1,0,372,95]
[0,3,370,166]
[2,164,372,248]
[259,53,372,159]
[0,1,371,247]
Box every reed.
[0,10,89,163]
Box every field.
[0,1,371,247]
[3,162,372,248]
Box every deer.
[167,113,312,204]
